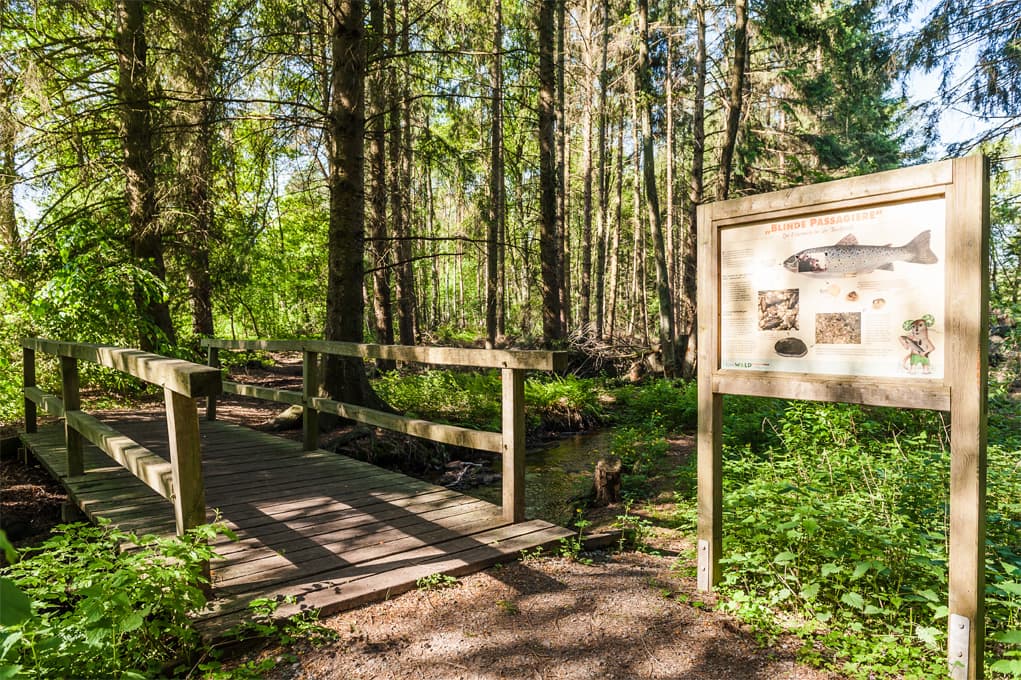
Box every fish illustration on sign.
[782,230,938,276]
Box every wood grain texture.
[501,368,525,522]
[946,155,989,680]
[201,337,568,371]
[165,388,207,535]
[696,202,722,592]
[61,356,83,477]
[20,416,572,637]
[23,338,221,397]
[708,160,952,222]
[312,396,504,452]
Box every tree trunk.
[486,0,504,349]
[680,0,707,378]
[116,0,176,351]
[637,0,675,375]
[607,114,623,339]
[387,0,415,346]
[396,0,416,344]
[169,0,216,341]
[539,0,561,345]
[718,0,748,201]
[593,455,622,506]
[323,0,386,409]
[367,0,394,365]
[593,0,610,340]
[578,0,595,332]
[0,69,19,273]
[665,0,678,351]
[556,0,570,335]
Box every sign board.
[696,157,988,680]
[719,198,946,379]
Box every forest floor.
[0,359,846,679]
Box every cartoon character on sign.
[899,315,935,374]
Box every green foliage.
[611,379,696,432]
[611,424,668,477]
[613,500,655,553]
[523,375,609,430]
[691,399,1021,678]
[374,369,502,430]
[416,573,460,591]
[0,522,225,679]
[558,509,593,564]
[373,370,608,433]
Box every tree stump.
[593,455,622,506]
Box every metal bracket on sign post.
[948,613,970,680]
[697,539,710,592]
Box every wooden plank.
[712,371,951,411]
[946,155,989,680]
[212,508,508,589]
[696,202,722,592]
[501,368,525,522]
[61,356,83,477]
[23,347,36,433]
[708,160,953,221]
[198,520,573,635]
[214,499,496,566]
[22,338,221,398]
[311,396,503,452]
[165,387,206,535]
[212,492,482,557]
[302,351,318,450]
[222,380,304,406]
[711,185,951,229]
[22,416,572,647]
[201,338,568,372]
[65,411,175,499]
[206,346,219,420]
[23,386,64,418]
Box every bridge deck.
[20,415,572,635]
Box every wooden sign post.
[696,157,989,679]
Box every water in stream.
[464,430,613,526]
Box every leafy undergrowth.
[0,522,336,679]
[657,397,1021,678]
[372,369,610,433]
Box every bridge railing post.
[206,346,219,421]
[60,355,83,477]
[23,346,36,434]
[165,387,206,535]
[302,351,319,451]
[501,367,525,523]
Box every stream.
[460,430,613,526]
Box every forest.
[1,0,1021,677]
[0,0,1017,398]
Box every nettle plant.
[0,522,223,679]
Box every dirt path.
[252,551,841,680]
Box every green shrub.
[699,398,1021,677]
[523,374,609,430]
[612,379,697,432]
[0,522,223,679]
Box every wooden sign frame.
[696,156,989,679]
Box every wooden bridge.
[17,338,574,634]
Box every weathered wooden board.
[18,415,573,637]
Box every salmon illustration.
[782,230,938,276]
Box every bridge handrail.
[201,338,567,372]
[201,338,567,523]
[21,337,219,536]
